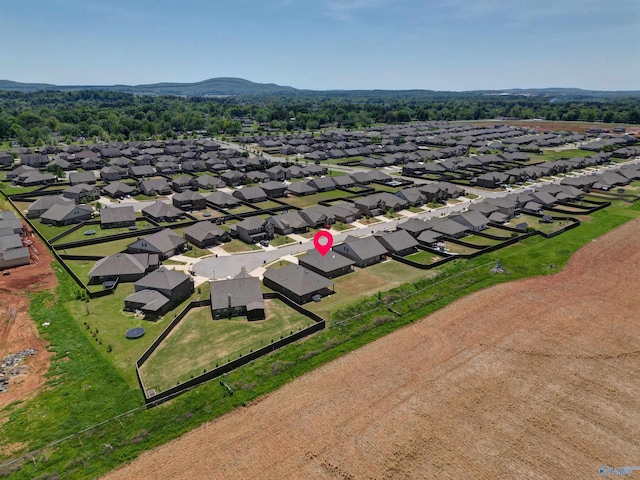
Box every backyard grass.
[463,234,504,246]
[221,239,261,253]
[507,214,573,235]
[139,300,315,393]
[405,250,447,264]
[51,221,156,244]
[225,204,258,214]
[305,260,437,321]
[281,189,351,209]
[62,237,136,256]
[441,241,483,255]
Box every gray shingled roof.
[124,289,169,312]
[263,264,334,296]
[298,249,355,272]
[135,266,191,291]
[210,276,263,311]
[101,205,135,224]
[88,252,154,278]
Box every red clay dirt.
[105,218,640,479]
[0,228,56,409]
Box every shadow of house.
[87,252,159,285]
[123,267,194,319]
[100,205,136,229]
[127,229,188,260]
[298,249,355,279]
[183,221,229,248]
[263,264,334,304]
[210,271,265,321]
[332,235,387,267]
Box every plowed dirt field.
[105,218,640,479]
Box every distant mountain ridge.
[0,78,638,98]
[0,77,299,95]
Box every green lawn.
[405,250,447,264]
[270,234,296,247]
[441,241,482,255]
[305,260,438,321]
[507,214,574,234]
[333,222,355,232]
[281,189,351,209]
[52,221,155,244]
[226,204,258,214]
[62,237,135,256]
[65,282,211,388]
[463,234,504,246]
[139,300,315,393]
[221,239,261,253]
[182,244,213,258]
[530,149,592,162]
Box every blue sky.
[1,0,638,91]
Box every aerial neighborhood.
[1,118,640,409]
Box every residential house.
[288,181,317,196]
[0,233,29,271]
[395,187,426,207]
[196,174,225,191]
[307,177,336,192]
[332,235,387,267]
[183,221,229,248]
[100,205,136,228]
[220,170,245,187]
[20,153,49,168]
[233,217,274,244]
[87,252,159,284]
[263,264,334,304]
[171,175,197,193]
[210,271,265,321]
[142,201,185,222]
[13,171,56,187]
[39,204,93,226]
[128,165,156,179]
[299,206,335,228]
[62,183,100,204]
[123,267,194,318]
[267,212,309,235]
[260,181,288,198]
[127,229,188,259]
[298,249,355,279]
[172,191,207,211]
[396,217,431,237]
[69,171,97,186]
[206,191,241,209]
[100,165,128,182]
[102,181,137,199]
[374,229,419,256]
[139,178,171,196]
[233,186,267,203]
[449,211,490,232]
[425,217,468,239]
[26,196,73,218]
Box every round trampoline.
[125,327,146,339]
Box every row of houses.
[0,211,30,271]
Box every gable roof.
[374,229,419,253]
[336,235,387,260]
[206,191,241,208]
[263,264,334,297]
[210,275,263,311]
[142,201,184,219]
[88,252,157,278]
[100,205,135,224]
[135,266,191,291]
[183,221,226,242]
[298,249,355,272]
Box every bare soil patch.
[104,218,640,480]
[0,228,56,408]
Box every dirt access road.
[106,218,640,479]
[0,229,56,409]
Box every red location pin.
[313,230,333,256]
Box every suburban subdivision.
[1,93,639,479]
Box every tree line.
[0,90,638,147]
